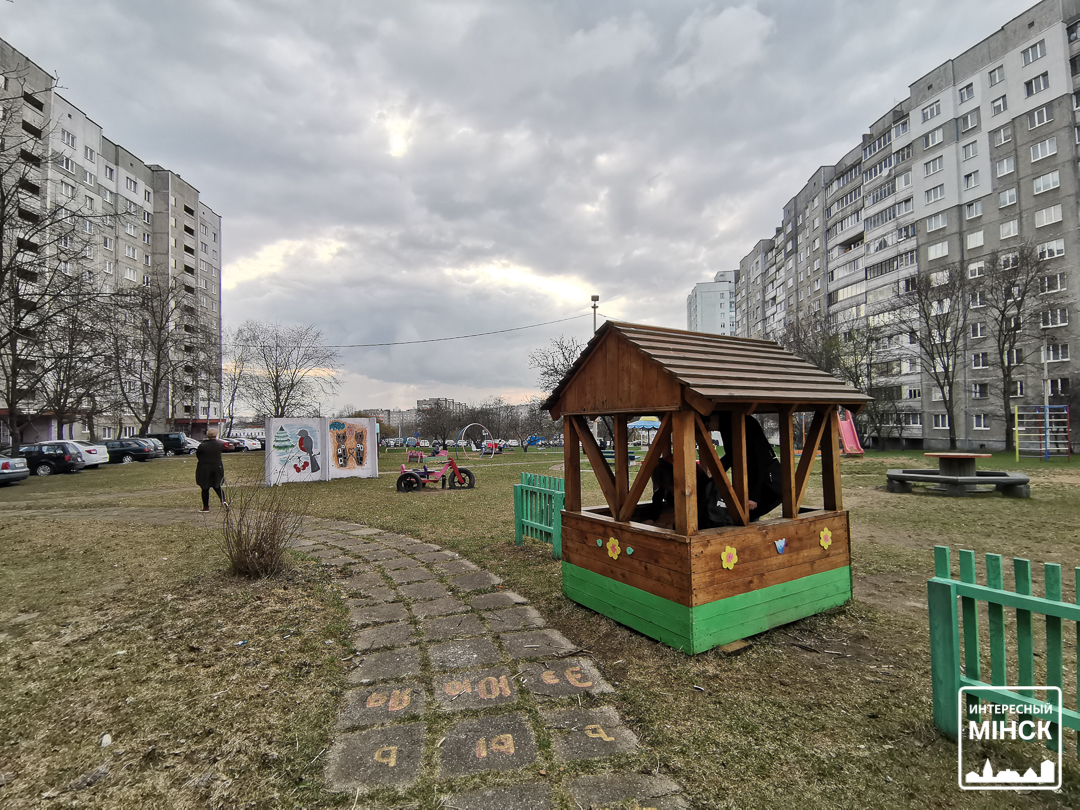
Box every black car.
[104,439,155,464]
[12,442,86,476]
[142,432,193,456]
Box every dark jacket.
[195,439,225,489]
[717,413,781,522]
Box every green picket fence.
[513,473,564,560]
[928,545,1080,751]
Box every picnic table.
[923,452,992,478]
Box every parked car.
[183,437,201,453]
[10,442,86,476]
[134,437,165,458]
[219,437,240,452]
[72,440,110,468]
[104,439,155,464]
[0,451,30,486]
[228,436,262,451]
[142,432,193,456]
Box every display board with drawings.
[264,417,378,485]
[327,418,378,478]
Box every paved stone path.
[293,518,691,809]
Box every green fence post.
[514,480,523,547]
[929,546,960,739]
[1045,562,1063,752]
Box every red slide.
[837,409,864,456]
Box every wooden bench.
[886,468,1030,498]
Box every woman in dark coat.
[195,428,227,512]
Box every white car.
[72,440,110,468]
[230,437,262,451]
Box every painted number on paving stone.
[541,667,593,688]
[474,734,515,758]
[366,688,412,711]
[373,746,398,767]
[444,675,511,700]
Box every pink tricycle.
[396,456,475,492]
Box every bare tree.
[528,334,586,392]
[0,65,111,442]
[220,325,251,437]
[893,264,971,449]
[238,321,340,418]
[106,273,191,434]
[969,243,1044,451]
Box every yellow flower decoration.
[721,546,738,570]
[606,537,621,560]
[819,527,833,550]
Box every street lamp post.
[591,295,600,332]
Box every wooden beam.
[672,410,698,536]
[821,406,843,511]
[617,414,672,522]
[563,415,581,512]
[794,409,829,509]
[728,409,748,516]
[693,413,747,526]
[613,414,629,510]
[777,404,797,519]
[682,385,714,417]
[573,415,619,515]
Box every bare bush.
[219,473,306,577]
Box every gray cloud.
[3,0,1040,408]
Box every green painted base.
[562,562,852,654]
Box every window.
[989,65,1005,85]
[991,95,1008,115]
[143,255,151,266]
[971,291,986,308]
[200,223,209,235]
[1011,380,1025,397]
[103,260,114,275]
[922,100,941,122]
[959,111,979,133]
[972,352,989,369]
[924,156,943,176]
[962,141,978,160]
[972,383,989,399]
[1033,170,1059,194]
[1021,39,1046,66]
[927,241,949,260]
[61,129,76,148]
[142,233,151,245]
[925,184,945,204]
[971,321,987,337]
[84,145,95,162]
[58,155,74,173]
[973,414,990,430]
[893,118,909,139]
[1043,343,1070,362]
[103,236,113,251]
[104,165,115,181]
[1042,308,1069,327]
[959,83,974,103]
[126,178,138,192]
[1031,137,1057,161]
[1000,220,1019,239]
[1035,204,1062,227]
[992,124,1012,146]
[1024,72,1050,97]
[82,219,93,234]
[125,223,136,235]
[995,156,1015,176]
[144,189,152,202]
[965,200,982,219]
[926,212,947,231]
[124,267,137,281]
[1041,272,1066,292]
[1005,348,1023,366]
[933,414,951,429]
[923,128,943,148]
[968,261,985,279]
[1038,239,1065,260]
[1028,105,1053,129]
[1049,378,1070,396]
[966,231,984,249]
[964,171,980,189]
[60,180,75,198]
[84,195,94,211]
[200,241,208,253]
[143,211,152,224]
[101,189,112,203]
[999,188,1017,207]
[82,170,95,186]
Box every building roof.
[542,321,872,418]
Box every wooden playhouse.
[542,322,872,654]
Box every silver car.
[0,451,29,486]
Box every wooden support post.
[777,405,797,519]
[672,410,698,536]
[820,406,843,511]
[729,410,748,518]
[618,414,672,522]
[692,413,747,526]
[563,415,581,513]
[614,414,629,511]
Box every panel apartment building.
[1,37,223,443]
[687,270,737,335]
[736,0,1080,451]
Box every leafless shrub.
[219,473,305,577]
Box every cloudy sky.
[3,0,1040,410]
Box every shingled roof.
[542,321,872,417]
